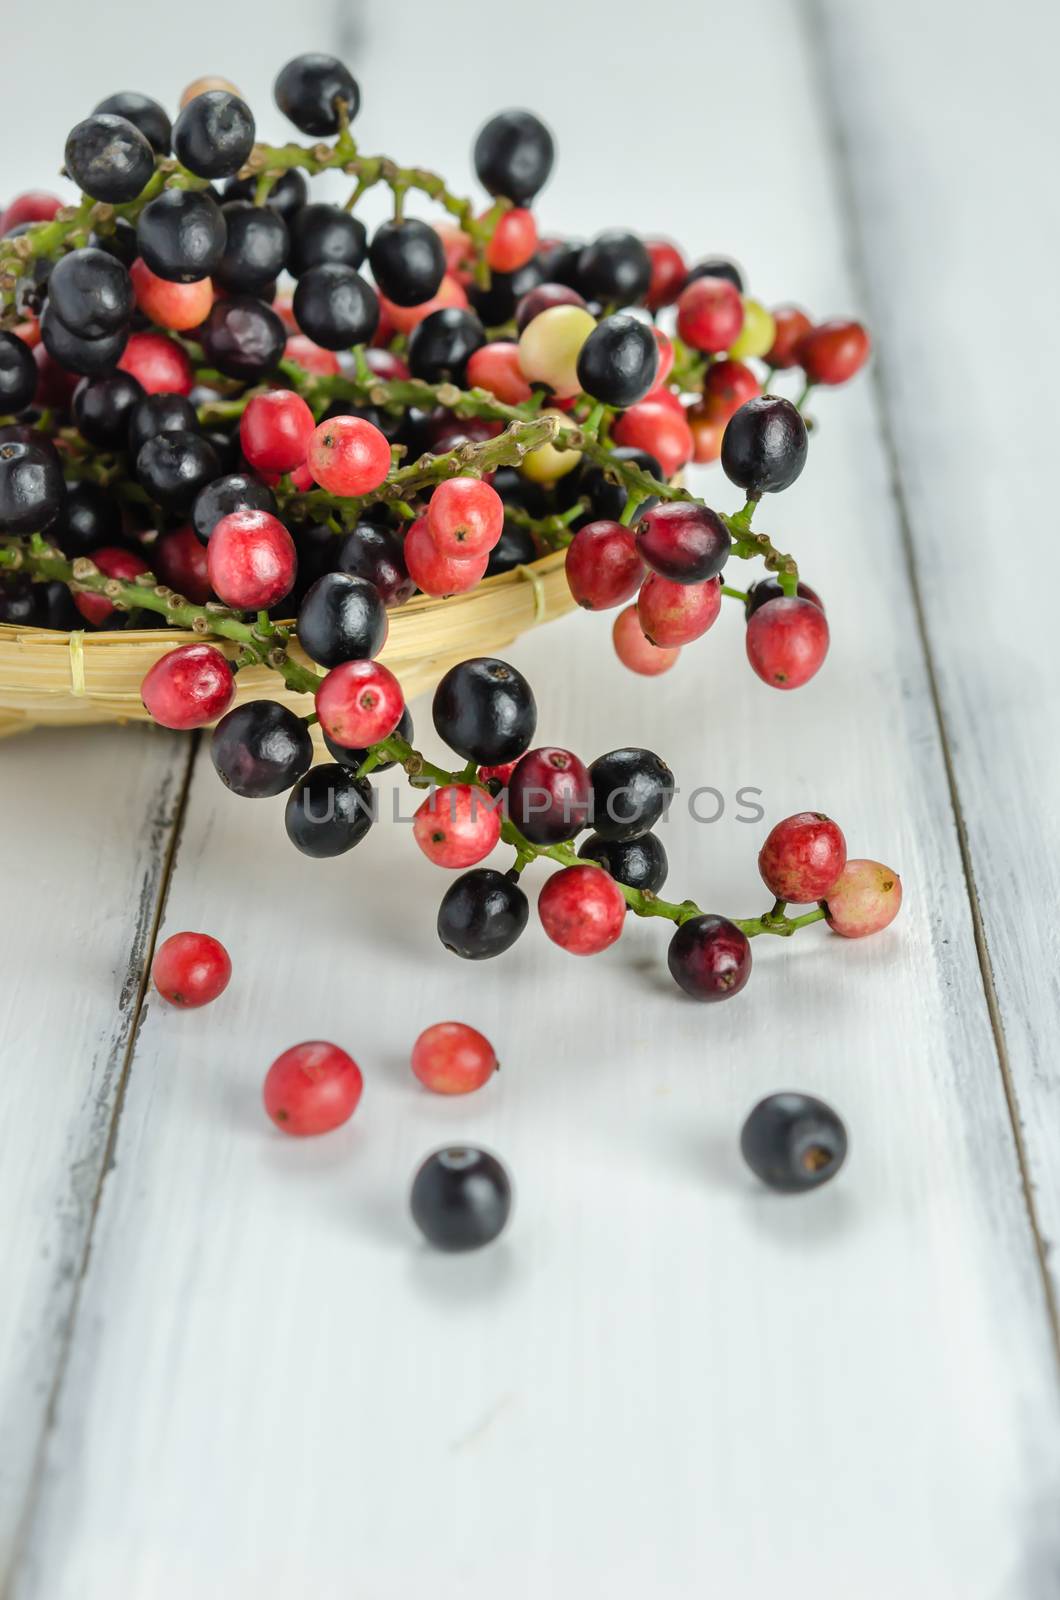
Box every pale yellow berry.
[517,305,596,398]
[729,299,777,362]
[520,410,582,484]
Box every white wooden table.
[2,2,1059,1594]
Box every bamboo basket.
[0,549,573,739]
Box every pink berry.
[307,415,392,496]
[507,747,591,846]
[746,596,830,690]
[206,508,297,611]
[426,476,504,558]
[824,860,902,938]
[2,191,62,231]
[538,864,626,955]
[644,239,687,310]
[486,207,538,272]
[637,573,721,646]
[565,520,643,610]
[676,276,745,353]
[611,399,693,479]
[404,516,487,597]
[130,259,214,332]
[758,812,847,903]
[465,341,534,404]
[153,524,212,604]
[73,546,150,625]
[152,930,231,1008]
[413,784,502,868]
[240,390,316,474]
[263,1041,363,1136]
[117,331,193,395]
[141,642,235,731]
[612,604,681,676]
[315,658,405,747]
[411,1021,497,1094]
[635,501,730,584]
[284,334,341,376]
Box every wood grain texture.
[4,2,1060,1597]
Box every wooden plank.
[811,0,1060,1312]
[0,726,191,1577]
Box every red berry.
[700,358,760,423]
[507,747,591,845]
[153,523,212,603]
[315,658,405,747]
[73,546,150,625]
[364,347,410,381]
[477,759,518,788]
[686,403,725,464]
[3,191,62,230]
[142,642,234,730]
[152,930,232,1008]
[283,333,341,376]
[411,1021,497,1094]
[118,331,193,395]
[611,400,693,478]
[746,596,829,690]
[426,476,504,558]
[565,520,643,610]
[758,812,847,903]
[676,276,744,354]
[240,389,316,474]
[206,508,297,610]
[433,222,471,275]
[379,273,467,335]
[668,914,752,1001]
[130,259,214,332]
[644,239,687,310]
[263,1040,363,1136]
[538,864,626,955]
[404,516,487,597]
[612,604,680,675]
[766,305,813,369]
[651,327,675,387]
[824,860,902,937]
[515,282,586,333]
[798,320,871,385]
[413,784,502,868]
[486,207,538,272]
[465,341,534,404]
[635,501,730,584]
[637,573,720,646]
[307,414,391,496]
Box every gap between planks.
[799,0,1060,1372]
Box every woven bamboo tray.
[0,549,573,738]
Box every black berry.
[127,391,199,460]
[468,257,545,326]
[578,830,668,893]
[437,868,529,960]
[485,518,536,576]
[200,296,286,379]
[288,203,367,275]
[64,114,155,203]
[686,255,744,292]
[473,110,554,203]
[274,53,360,136]
[52,480,122,556]
[667,914,752,1002]
[136,188,226,283]
[568,447,662,523]
[740,1092,848,1193]
[48,246,132,339]
[284,764,376,857]
[588,748,674,842]
[136,432,220,511]
[172,91,255,179]
[223,168,307,222]
[210,700,313,797]
[93,92,171,156]
[0,332,37,414]
[73,370,144,447]
[39,304,127,376]
[577,231,652,307]
[337,522,414,606]
[576,312,658,407]
[407,307,485,385]
[721,396,808,496]
[745,575,824,619]
[292,265,379,350]
[0,441,65,533]
[192,472,276,545]
[215,202,289,294]
[296,572,386,668]
[368,219,445,307]
[410,1146,512,1251]
[433,656,537,765]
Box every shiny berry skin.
[274,53,360,136]
[206,508,297,609]
[515,281,586,332]
[824,860,902,938]
[668,914,752,1002]
[47,247,132,339]
[73,545,150,625]
[575,312,658,408]
[136,188,226,283]
[296,572,386,667]
[612,604,680,675]
[141,642,234,730]
[127,390,201,458]
[408,307,486,385]
[2,191,62,231]
[538,864,626,955]
[73,370,143,446]
[153,524,211,603]
[293,263,379,350]
[676,276,745,354]
[368,218,445,307]
[588,747,674,842]
[745,575,824,618]
[517,303,595,398]
[508,746,590,845]
[686,405,725,465]
[118,331,193,394]
[201,296,286,380]
[722,396,808,496]
[741,1093,848,1193]
[192,472,276,545]
[306,414,391,496]
[465,341,533,405]
[426,477,504,558]
[486,208,538,272]
[578,830,668,893]
[411,1022,497,1095]
[611,400,693,479]
[759,812,847,903]
[39,304,127,377]
[565,520,643,611]
[577,230,651,307]
[700,358,761,424]
[410,1146,512,1252]
[264,1040,363,1136]
[686,255,743,291]
[636,502,729,585]
[136,431,220,511]
[0,440,64,533]
[130,258,213,331]
[746,596,829,690]
[93,91,171,155]
[432,656,537,765]
[64,113,154,203]
[766,305,813,369]
[52,480,121,557]
[638,572,721,647]
[474,109,554,203]
[437,867,529,960]
[315,658,405,747]
[152,931,231,1008]
[288,203,367,276]
[172,90,254,179]
[284,764,375,857]
[404,517,486,596]
[644,238,687,309]
[210,700,313,797]
[798,319,871,385]
[413,784,502,869]
[216,202,289,294]
[338,522,414,605]
[240,390,315,474]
